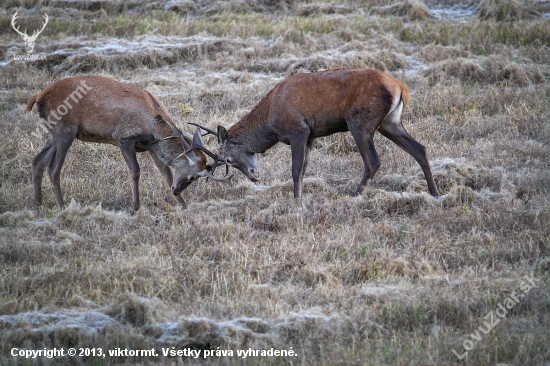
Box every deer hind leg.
[378,100,440,197]
[148,151,186,207]
[347,123,380,196]
[32,137,55,207]
[47,127,78,209]
[119,139,141,212]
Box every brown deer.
[195,68,440,198]
[27,75,232,211]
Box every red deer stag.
[27,75,232,211]
[195,68,440,198]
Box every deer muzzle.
[248,168,260,182]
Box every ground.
[0,0,549,365]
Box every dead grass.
[478,0,544,21]
[1,0,549,365]
[424,56,546,85]
[371,0,434,21]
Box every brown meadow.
[1,0,549,365]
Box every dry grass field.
[1,0,549,365]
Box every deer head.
[11,11,49,54]
[216,126,260,182]
[172,128,234,194]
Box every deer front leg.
[289,134,310,199]
[148,151,186,207]
[119,139,141,212]
[303,140,313,174]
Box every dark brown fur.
[218,68,438,198]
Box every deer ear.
[218,126,229,145]
[192,127,204,147]
[184,153,196,166]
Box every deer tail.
[400,84,411,110]
[26,95,37,112]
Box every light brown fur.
[28,75,209,211]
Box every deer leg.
[119,140,141,212]
[379,117,440,197]
[148,151,186,207]
[348,126,380,196]
[289,132,310,199]
[303,140,313,173]
[32,137,55,207]
[47,128,78,209]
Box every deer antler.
[11,11,28,39]
[202,170,234,186]
[175,129,232,184]
[176,128,225,171]
[153,118,223,174]
[176,133,218,160]
[185,124,231,176]
[187,122,219,138]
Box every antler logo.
[11,11,49,54]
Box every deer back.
[30,76,170,143]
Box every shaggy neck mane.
[145,115,185,166]
[228,89,279,154]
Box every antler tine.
[181,135,193,147]
[179,142,225,175]
[190,128,221,161]
[204,171,234,186]
[11,11,28,38]
[30,14,48,39]
[210,157,220,176]
[192,143,219,161]
[196,129,225,174]
[175,148,193,160]
[187,122,218,137]
[175,128,226,176]
[175,145,224,163]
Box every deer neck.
[229,93,278,154]
[151,139,184,166]
[148,118,186,166]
